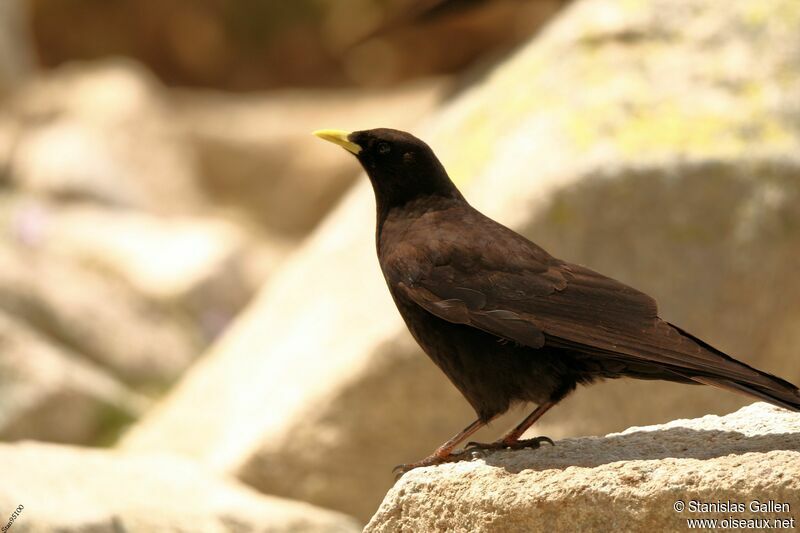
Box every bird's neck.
[370,167,463,222]
[374,191,464,252]
[364,156,464,247]
[375,187,462,222]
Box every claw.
[392,437,555,479]
[392,463,410,479]
[391,449,477,479]
[465,435,555,452]
[465,440,497,450]
[520,436,554,448]
[392,455,447,479]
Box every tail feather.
[691,375,800,412]
[670,323,800,412]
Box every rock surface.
[366,403,800,532]
[0,312,146,445]
[0,234,199,386]
[122,0,800,521]
[0,57,299,446]
[5,60,204,213]
[0,441,361,533]
[19,202,260,338]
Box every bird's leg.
[393,417,487,476]
[466,401,556,452]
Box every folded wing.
[398,248,796,399]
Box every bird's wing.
[397,276,549,348]
[397,257,657,351]
[396,243,776,387]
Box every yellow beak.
[312,129,362,154]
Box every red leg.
[393,417,488,475]
[467,401,556,451]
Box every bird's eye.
[378,142,391,154]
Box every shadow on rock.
[477,424,800,474]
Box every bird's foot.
[465,435,554,454]
[392,449,474,478]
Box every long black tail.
[671,324,800,412]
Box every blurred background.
[1,0,799,530]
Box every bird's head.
[313,128,461,211]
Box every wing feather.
[399,253,781,390]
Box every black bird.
[314,127,800,472]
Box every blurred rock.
[0,57,298,445]
[16,200,263,335]
[176,80,447,236]
[0,312,146,445]
[0,441,362,533]
[121,0,800,521]
[0,236,199,386]
[5,60,204,213]
[366,403,800,532]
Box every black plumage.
[314,127,800,472]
